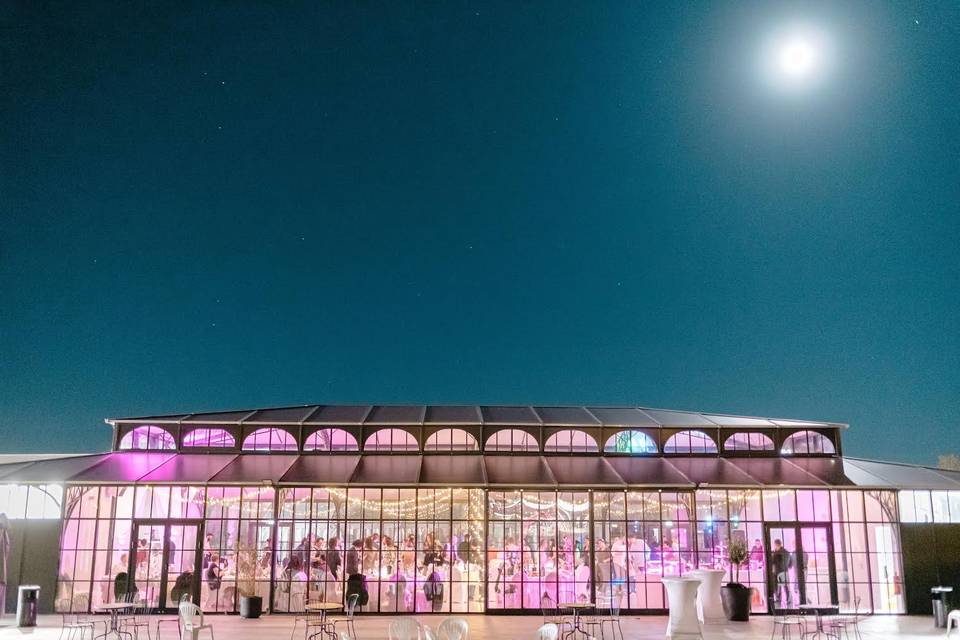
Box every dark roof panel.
[605,457,693,487]
[666,457,761,486]
[364,406,426,425]
[587,408,659,427]
[727,458,827,486]
[704,415,776,427]
[641,409,716,427]
[280,455,361,484]
[2,454,112,482]
[484,456,555,487]
[424,406,482,425]
[182,410,256,424]
[140,454,238,483]
[534,407,601,426]
[69,453,176,483]
[479,406,541,425]
[210,455,298,483]
[787,458,860,487]
[544,457,624,486]
[419,455,486,485]
[350,455,421,484]
[304,405,372,425]
[244,407,317,424]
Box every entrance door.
[130,521,203,611]
[764,524,836,610]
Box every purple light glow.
[663,430,718,454]
[118,426,176,451]
[183,427,236,448]
[242,428,298,452]
[484,429,538,452]
[303,428,359,451]
[781,430,836,455]
[724,432,775,452]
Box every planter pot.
[720,583,751,622]
[239,595,262,619]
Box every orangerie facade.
[1,404,958,617]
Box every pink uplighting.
[118,426,176,451]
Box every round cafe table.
[303,602,342,640]
[661,577,703,639]
[94,602,136,640]
[689,569,726,623]
[558,602,595,639]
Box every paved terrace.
[0,614,946,639]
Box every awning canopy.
[0,452,956,490]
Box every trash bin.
[932,586,953,628]
[16,585,41,627]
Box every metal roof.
[0,452,951,489]
[106,404,847,429]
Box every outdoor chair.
[119,594,151,640]
[948,610,960,638]
[58,595,105,640]
[825,595,867,640]
[388,617,422,640]
[179,600,215,640]
[289,599,325,640]
[540,594,572,635]
[534,623,559,640]
[581,592,623,640]
[156,594,188,640]
[329,594,360,640]
[769,596,804,640]
[436,616,469,640]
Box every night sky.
[2,2,958,463]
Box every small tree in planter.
[720,537,751,621]
[236,542,263,618]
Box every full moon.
[761,24,832,93]
[778,38,816,77]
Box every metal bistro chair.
[540,594,573,636]
[329,594,360,640]
[825,595,867,640]
[436,617,469,640]
[58,595,106,640]
[769,596,805,640]
[290,599,326,640]
[119,594,152,640]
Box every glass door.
[764,523,836,611]
[131,520,203,611]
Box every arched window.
[544,430,598,453]
[304,428,359,452]
[424,428,478,451]
[242,428,298,452]
[603,430,658,454]
[781,430,836,455]
[119,426,175,451]
[183,428,236,448]
[723,432,775,452]
[484,429,538,452]
[364,428,418,452]
[663,430,718,454]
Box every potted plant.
[720,537,751,621]
[236,542,263,619]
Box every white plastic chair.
[436,617,469,640]
[948,610,960,638]
[178,600,214,640]
[388,617,422,640]
[535,623,559,640]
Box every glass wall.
[55,484,904,615]
[273,487,484,613]
[486,491,591,610]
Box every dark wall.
[3,520,61,615]
[901,523,960,615]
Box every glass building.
[1,404,958,617]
